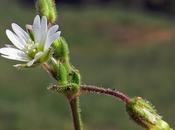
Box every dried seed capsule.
[126,97,172,130]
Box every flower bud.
[50,58,60,80]
[71,70,81,86]
[58,62,68,86]
[52,37,69,60]
[36,0,57,24]
[126,97,172,130]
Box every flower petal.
[0,47,28,62]
[1,55,29,62]
[12,23,29,43]
[0,47,26,58]
[40,16,48,44]
[33,15,41,30]
[5,44,15,48]
[33,15,41,43]
[27,52,43,66]
[6,30,25,49]
[48,25,59,36]
[41,16,47,33]
[44,31,61,51]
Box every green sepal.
[126,97,172,130]
[58,62,68,86]
[36,0,57,24]
[52,37,69,60]
[50,58,60,80]
[71,69,81,86]
[38,48,54,63]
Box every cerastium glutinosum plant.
[0,0,173,130]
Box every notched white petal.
[33,15,41,29]
[6,30,25,49]
[41,16,47,32]
[1,55,29,62]
[33,15,41,43]
[0,47,25,57]
[48,25,59,35]
[45,31,61,51]
[40,16,48,44]
[12,23,29,42]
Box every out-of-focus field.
[0,1,175,130]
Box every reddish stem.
[42,63,57,80]
[80,85,130,104]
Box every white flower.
[0,15,61,68]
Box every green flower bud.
[50,58,60,80]
[58,62,68,86]
[36,0,57,24]
[126,97,172,130]
[52,37,69,60]
[71,70,81,86]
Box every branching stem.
[80,85,130,104]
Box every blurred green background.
[0,0,175,130]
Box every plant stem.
[42,63,57,80]
[68,97,83,130]
[80,85,130,104]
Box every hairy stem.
[80,85,130,104]
[68,97,83,130]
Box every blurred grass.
[0,1,175,130]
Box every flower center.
[25,40,43,59]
